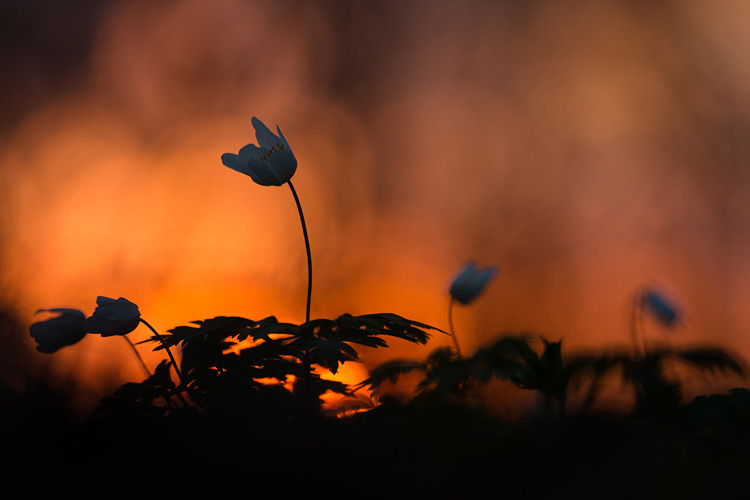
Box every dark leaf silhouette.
[359,335,570,403]
[568,346,747,417]
[91,360,177,422]
[138,312,440,415]
[356,359,428,391]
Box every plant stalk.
[139,318,199,409]
[287,180,313,324]
[140,318,183,382]
[122,332,180,408]
[448,296,461,357]
[631,293,647,357]
[122,334,152,378]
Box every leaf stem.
[287,180,312,323]
[140,318,183,383]
[631,292,647,357]
[122,334,152,378]
[448,296,461,357]
[139,318,198,409]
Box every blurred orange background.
[2,0,750,414]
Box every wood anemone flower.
[221,117,297,186]
[84,296,141,337]
[30,308,86,353]
[640,289,680,328]
[449,261,498,305]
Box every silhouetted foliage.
[20,109,750,498]
[87,312,443,421]
[569,346,747,418]
[359,334,575,413]
[91,360,176,424]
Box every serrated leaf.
[355,359,426,391]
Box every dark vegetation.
[6,309,750,500]
[10,115,750,497]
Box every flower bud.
[84,296,141,337]
[30,308,86,353]
[449,262,498,305]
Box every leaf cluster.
[568,346,747,418]
[359,335,748,420]
[91,360,179,425]
[358,335,571,405]
[94,312,441,419]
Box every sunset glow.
[3,1,750,416]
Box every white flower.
[221,117,297,186]
[640,289,680,327]
[449,261,498,305]
[84,296,141,337]
[30,308,86,353]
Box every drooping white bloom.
[84,296,141,337]
[29,308,86,353]
[640,289,680,327]
[449,262,498,305]
[221,117,297,186]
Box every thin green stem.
[122,334,152,378]
[287,180,312,323]
[448,296,461,357]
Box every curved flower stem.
[287,180,312,323]
[122,333,179,409]
[630,293,647,357]
[122,334,152,378]
[140,318,184,382]
[448,296,462,357]
[139,318,207,411]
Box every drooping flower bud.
[84,296,141,337]
[449,261,498,305]
[30,308,86,353]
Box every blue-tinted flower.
[30,308,86,353]
[84,296,141,337]
[640,289,680,327]
[449,262,498,305]
[221,117,297,186]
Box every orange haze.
[2,0,750,413]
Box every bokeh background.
[2,0,750,415]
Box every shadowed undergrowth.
[8,322,750,499]
[15,117,750,499]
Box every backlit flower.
[640,289,680,327]
[84,296,141,337]
[30,308,86,353]
[221,117,297,186]
[449,262,498,305]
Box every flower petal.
[252,117,281,150]
[85,296,141,337]
[247,159,281,186]
[238,143,264,161]
[276,125,291,149]
[30,308,86,353]
[449,262,498,304]
[641,290,680,327]
[221,153,252,176]
[267,148,297,184]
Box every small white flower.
[449,261,498,305]
[221,117,297,186]
[84,296,141,337]
[30,308,86,353]
[640,289,680,327]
